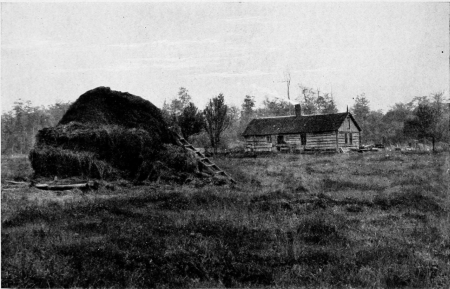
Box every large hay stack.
[30,87,196,181]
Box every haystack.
[30,87,197,181]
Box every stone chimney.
[295,104,301,117]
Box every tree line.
[1,87,448,155]
[161,86,449,151]
[1,100,72,155]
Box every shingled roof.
[242,112,361,136]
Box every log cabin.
[242,104,361,153]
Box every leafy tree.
[221,105,241,147]
[171,87,191,116]
[299,86,317,115]
[161,100,174,126]
[178,87,191,108]
[161,87,193,127]
[430,92,449,143]
[1,100,70,155]
[241,95,255,117]
[238,95,256,139]
[404,103,441,151]
[2,111,16,154]
[204,93,231,151]
[364,110,386,144]
[317,93,338,114]
[258,97,293,117]
[178,102,203,141]
[351,93,370,121]
[403,93,449,151]
[351,93,371,143]
[298,85,337,115]
[383,103,413,145]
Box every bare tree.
[282,71,292,114]
[283,71,291,100]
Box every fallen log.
[5,180,29,185]
[34,183,91,191]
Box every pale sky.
[1,3,449,113]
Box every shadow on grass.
[54,218,279,288]
[373,191,443,214]
[322,177,385,192]
[2,202,443,288]
[3,189,247,229]
[296,212,348,245]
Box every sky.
[1,2,449,113]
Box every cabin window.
[349,133,353,144]
[301,133,307,145]
[344,133,348,144]
[266,135,272,143]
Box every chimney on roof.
[295,104,301,117]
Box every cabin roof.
[242,112,361,136]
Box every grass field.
[2,151,450,288]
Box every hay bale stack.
[30,87,196,181]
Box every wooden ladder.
[173,133,236,184]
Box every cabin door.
[277,135,284,144]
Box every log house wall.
[338,132,360,148]
[304,132,337,150]
[245,131,340,151]
[244,115,361,152]
[244,135,273,152]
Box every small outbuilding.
[242,104,362,153]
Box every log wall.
[338,116,360,148]
[338,131,360,148]
[245,130,360,152]
[244,136,273,152]
[304,132,337,150]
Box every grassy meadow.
[2,151,450,288]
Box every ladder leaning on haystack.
[172,132,237,184]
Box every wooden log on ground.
[5,180,29,185]
[34,183,91,191]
